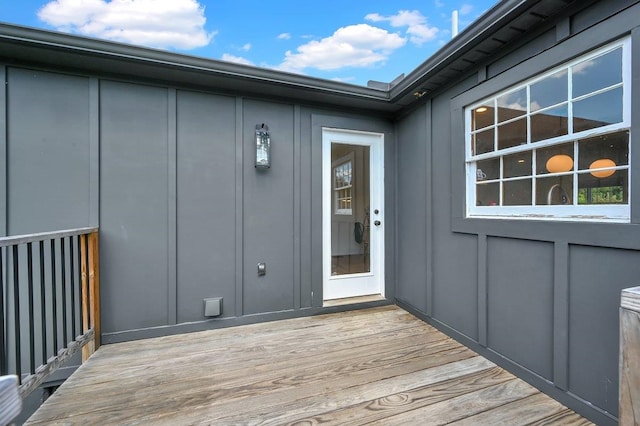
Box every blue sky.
[0,0,499,86]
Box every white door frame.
[322,128,384,300]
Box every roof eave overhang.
[0,0,585,118]
[0,23,396,115]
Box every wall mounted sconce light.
[255,123,270,169]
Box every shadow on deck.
[26,306,593,425]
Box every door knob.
[374,220,381,226]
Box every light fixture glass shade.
[589,158,616,178]
[255,124,270,169]
[546,154,573,173]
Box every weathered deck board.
[26,306,593,425]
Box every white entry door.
[322,128,384,301]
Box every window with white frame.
[333,158,353,215]
[466,38,631,221]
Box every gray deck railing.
[0,227,100,398]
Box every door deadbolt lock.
[374,220,381,226]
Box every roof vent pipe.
[452,10,459,38]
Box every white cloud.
[277,24,405,73]
[365,10,438,46]
[459,4,474,16]
[435,0,444,8]
[221,53,254,66]
[37,0,215,50]
[331,76,356,83]
[277,32,291,40]
[241,43,251,51]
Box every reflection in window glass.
[333,159,353,215]
[536,175,573,205]
[536,143,573,175]
[476,158,500,181]
[473,128,494,155]
[530,70,567,111]
[530,104,568,142]
[578,131,628,170]
[472,104,494,130]
[573,48,622,98]
[476,183,499,206]
[504,152,531,178]
[497,118,526,150]
[497,88,527,122]
[503,179,532,206]
[573,88,623,133]
[578,170,627,204]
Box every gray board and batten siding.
[2,72,397,334]
[395,1,640,425]
[0,0,639,425]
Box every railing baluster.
[0,246,6,375]
[61,238,67,346]
[70,236,76,340]
[27,242,35,374]
[12,245,21,384]
[50,239,58,353]
[39,240,47,365]
[77,236,82,341]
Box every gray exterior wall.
[1,1,638,425]
[395,2,640,424]
[0,65,395,340]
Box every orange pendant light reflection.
[546,154,573,173]
[589,159,616,178]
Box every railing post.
[81,234,90,362]
[620,286,640,425]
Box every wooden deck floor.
[26,306,593,425]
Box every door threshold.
[323,294,385,307]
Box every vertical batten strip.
[0,65,6,239]
[553,241,569,390]
[0,68,6,373]
[425,100,434,316]
[89,78,99,228]
[477,234,488,346]
[293,105,301,310]
[235,97,244,317]
[167,88,177,325]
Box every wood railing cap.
[621,286,640,312]
[0,227,98,247]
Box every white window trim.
[465,37,631,222]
